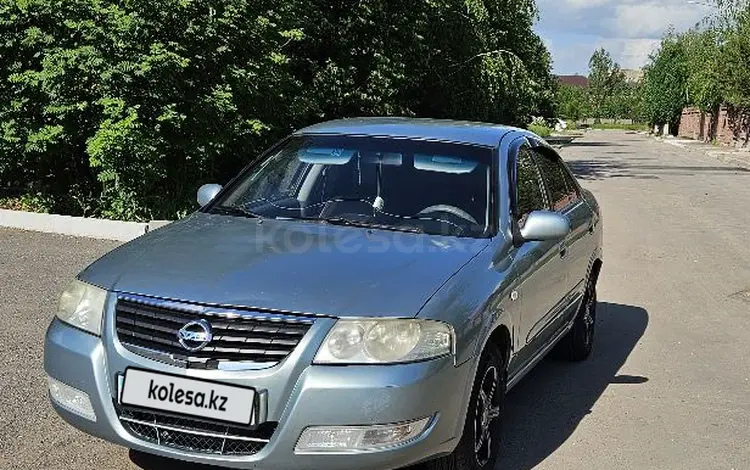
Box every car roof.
[293,117,525,148]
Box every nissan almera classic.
[45,118,603,470]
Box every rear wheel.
[423,345,506,470]
[559,274,597,361]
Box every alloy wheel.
[473,365,501,467]
[582,288,596,348]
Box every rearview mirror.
[414,154,478,174]
[520,211,570,242]
[297,147,355,165]
[197,184,223,207]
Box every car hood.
[79,213,491,318]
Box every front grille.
[117,406,277,455]
[115,296,314,368]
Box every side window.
[515,147,547,226]
[534,150,579,211]
[560,164,581,201]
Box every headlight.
[314,319,453,364]
[56,280,107,336]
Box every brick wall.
[678,106,750,146]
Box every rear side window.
[560,163,581,197]
[515,147,547,226]
[534,150,579,211]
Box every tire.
[423,345,506,470]
[559,274,597,361]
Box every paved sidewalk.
[657,135,750,169]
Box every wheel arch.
[485,324,512,369]
[451,315,513,442]
[589,257,603,286]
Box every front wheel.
[423,345,506,470]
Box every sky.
[535,0,714,75]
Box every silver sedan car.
[45,118,602,470]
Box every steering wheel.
[417,205,478,225]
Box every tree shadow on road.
[568,159,750,180]
[565,141,624,147]
[567,160,659,180]
[496,302,648,469]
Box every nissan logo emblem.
[177,319,213,352]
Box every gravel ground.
[1,130,749,469]
[0,230,120,470]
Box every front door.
[533,148,589,309]
[509,143,569,374]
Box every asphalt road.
[1,130,749,469]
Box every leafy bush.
[529,124,552,137]
[0,193,53,213]
[0,0,556,221]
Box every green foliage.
[556,84,590,123]
[719,9,750,108]
[640,1,750,135]
[553,50,642,124]
[528,123,552,137]
[588,49,626,122]
[683,28,723,112]
[641,34,689,128]
[604,82,646,123]
[589,122,649,132]
[0,193,53,213]
[0,0,557,220]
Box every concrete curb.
[0,209,173,241]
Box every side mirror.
[197,184,223,207]
[519,211,570,242]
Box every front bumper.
[44,317,474,470]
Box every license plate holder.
[119,368,256,426]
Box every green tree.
[608,81,647,123]
[719,8,750,108]
[641,34,689,132]
[556,83,590,123]
[638,1,749,140]
[588,48,626,123]
[0,0,557,220]
[683,28,723,113]
[1,0,304,219]
[719,8,750,145]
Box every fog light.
[48,376,96,422]
[295,416,432,453]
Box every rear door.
[557,157,593,298]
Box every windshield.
[210,135,494,238]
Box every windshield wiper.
[211,205,266,219]
[322,217,423,234]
